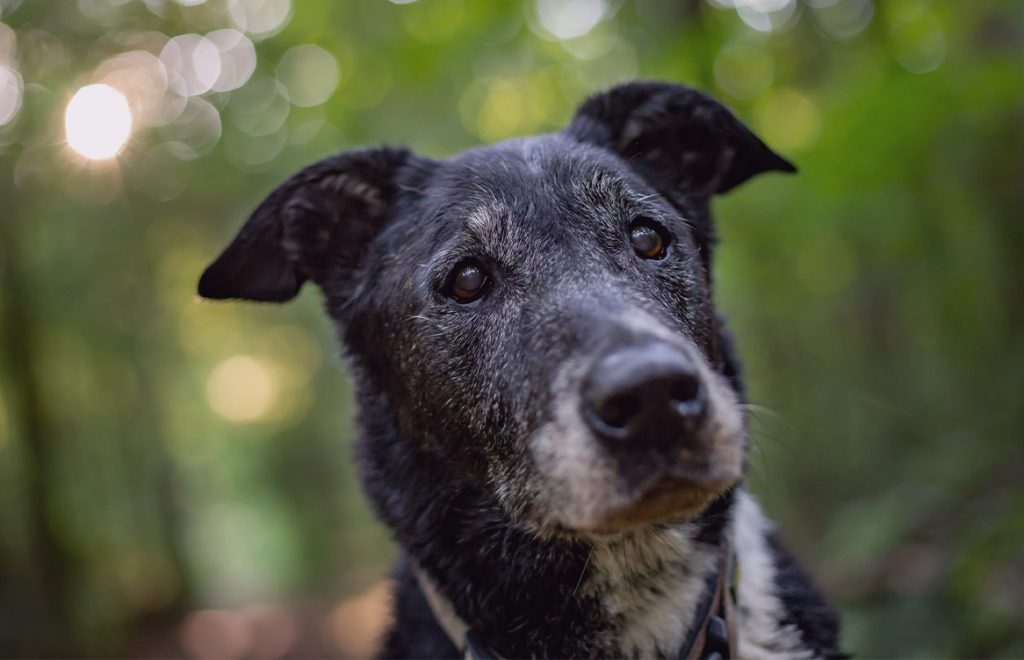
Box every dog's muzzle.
[525,332,743,535]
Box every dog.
[198,81,842,659]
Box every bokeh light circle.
[276,44,338,107]
[0,64,22,127]
[161,34,222,97]
[228,0,293,40]
[535,0,608,40]
[208,29,257,93]
[206,355,277,423]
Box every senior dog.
[199,81,842,659]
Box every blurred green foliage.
[0,0,1022,657]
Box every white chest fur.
[732,491,816,659]
[584,523,717,657]
[585,491,816,659]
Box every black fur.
[766,532,845,658]
[198,81,841,658]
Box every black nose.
[582,343,706,446]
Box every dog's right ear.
[565,81,795,196]
[198,147,422,303]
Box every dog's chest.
[577,495,817,659]
[582,525,717,657]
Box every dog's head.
[199,82,793,538]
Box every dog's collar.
[677,542,738,660]
[411,543,738,660]
[410,560,475,657]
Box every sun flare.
[65,84,133,160]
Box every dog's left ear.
[198,147,422,303]
[565,81,795,196]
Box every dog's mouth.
[567,461,740,536]
[534,419,745,537]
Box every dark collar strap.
[463,630,498,660]
[677,543,737,660]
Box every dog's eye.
[629,219,669,260]
[447,260,490,303]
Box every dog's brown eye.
[630,220,669,260]
[449,261,489,303]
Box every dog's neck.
[376,456,732,656]
[408,511,728,658]
[416,521,727,658]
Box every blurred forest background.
[0,0,1021,657]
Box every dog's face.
[199,82,794,538]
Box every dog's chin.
[557,466,741,538]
